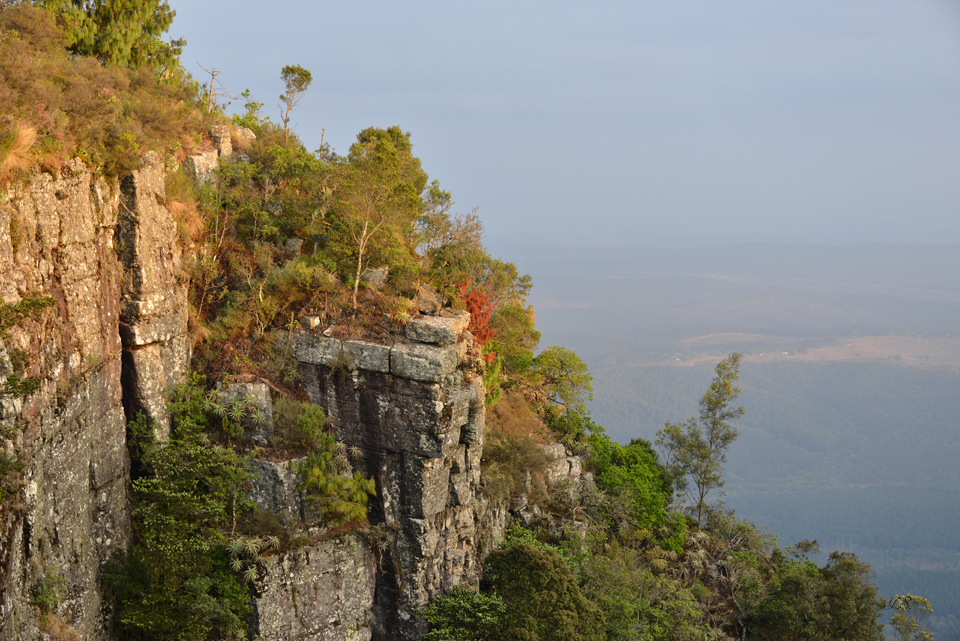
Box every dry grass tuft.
[169,198,205,243]
[39,613,82,641]
[0,121,37,176]
[0,5,213,176]
[486,391,549,441]
[230,123,254,153]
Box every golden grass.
[0,121,37,177]
[486,391,549,441]
[169,198,205,243]
[39,613,82,641]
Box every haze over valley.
[501,241,960,639]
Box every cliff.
[0,154,516,640]
[0,152,189,638]
[294,315,507,640]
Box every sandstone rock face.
[211,123,233,157]
[540,442,583,485]
[295,324,506,640]
[221,380,274,444]
[0,159,143,639]
[251,534,376,641]
[245,407,377,640]
[0,154,190,639]
[1,152,506,641]
[183,149,219,184]
[404,312,469,346]
[117,151,191,439]
[360,266,389,292]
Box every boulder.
[405,313,468,346]
[361,265,389,291]
[413,284,441,315]
[211,123,232,157]
[183,149,219,184]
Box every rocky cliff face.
[0,153,510,640]
[295,315,507,641]
[0,153,189,639]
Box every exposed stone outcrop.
[2,151,504,641]
[250,534,376,641]
[240,395,377,640]
[540,442,583,485]
[0,160,124,638]
[295,314,507,641]
[211,123,233,157]
[117,151,191,439]
[221,379,274,445]
[183,149,219,184]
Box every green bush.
[484,541,605,641]
[295,442,375,527]
[421,586,505,641]
[587,435,673,529]
[272,397,327,450]
[103,389,253,640]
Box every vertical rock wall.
[295,315,507,641]
[245,457,378,641]
[0,153,189,639]
[250,531,377,641]
[117,152,191,439]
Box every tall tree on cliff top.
[335,126,427,309]
[34,0,184,70]
[278,64,312,143]
[656,352,744,529]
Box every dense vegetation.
[584,359,960,639]
[1,2,940,640]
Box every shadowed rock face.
[0,152,189,639]
[295,316,507,641]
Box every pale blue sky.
[170,0,960,246]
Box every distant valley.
[494,242,960,640]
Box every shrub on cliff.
[421,586,506,641]
[0,4,207,180]
[485,541,605,641]
[104,407,252,640]
[587,435,673,529]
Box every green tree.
[819,552,885,641]
[103,404,253,640]
[588,435,673,528]
[278,64,312,142]
[421,587,506,641]
[534,346,593,418]
[889,594,935,641]
[656,352,744,529]
[751,546,884,641]
[468,254,533,311]
[416,181,485,305]
[34,0,184,70]
[488,302,540,376]
[333,126,427,308]
[485,541,605,641]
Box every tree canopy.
[34,0,184,69]
[656,352,744,528]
